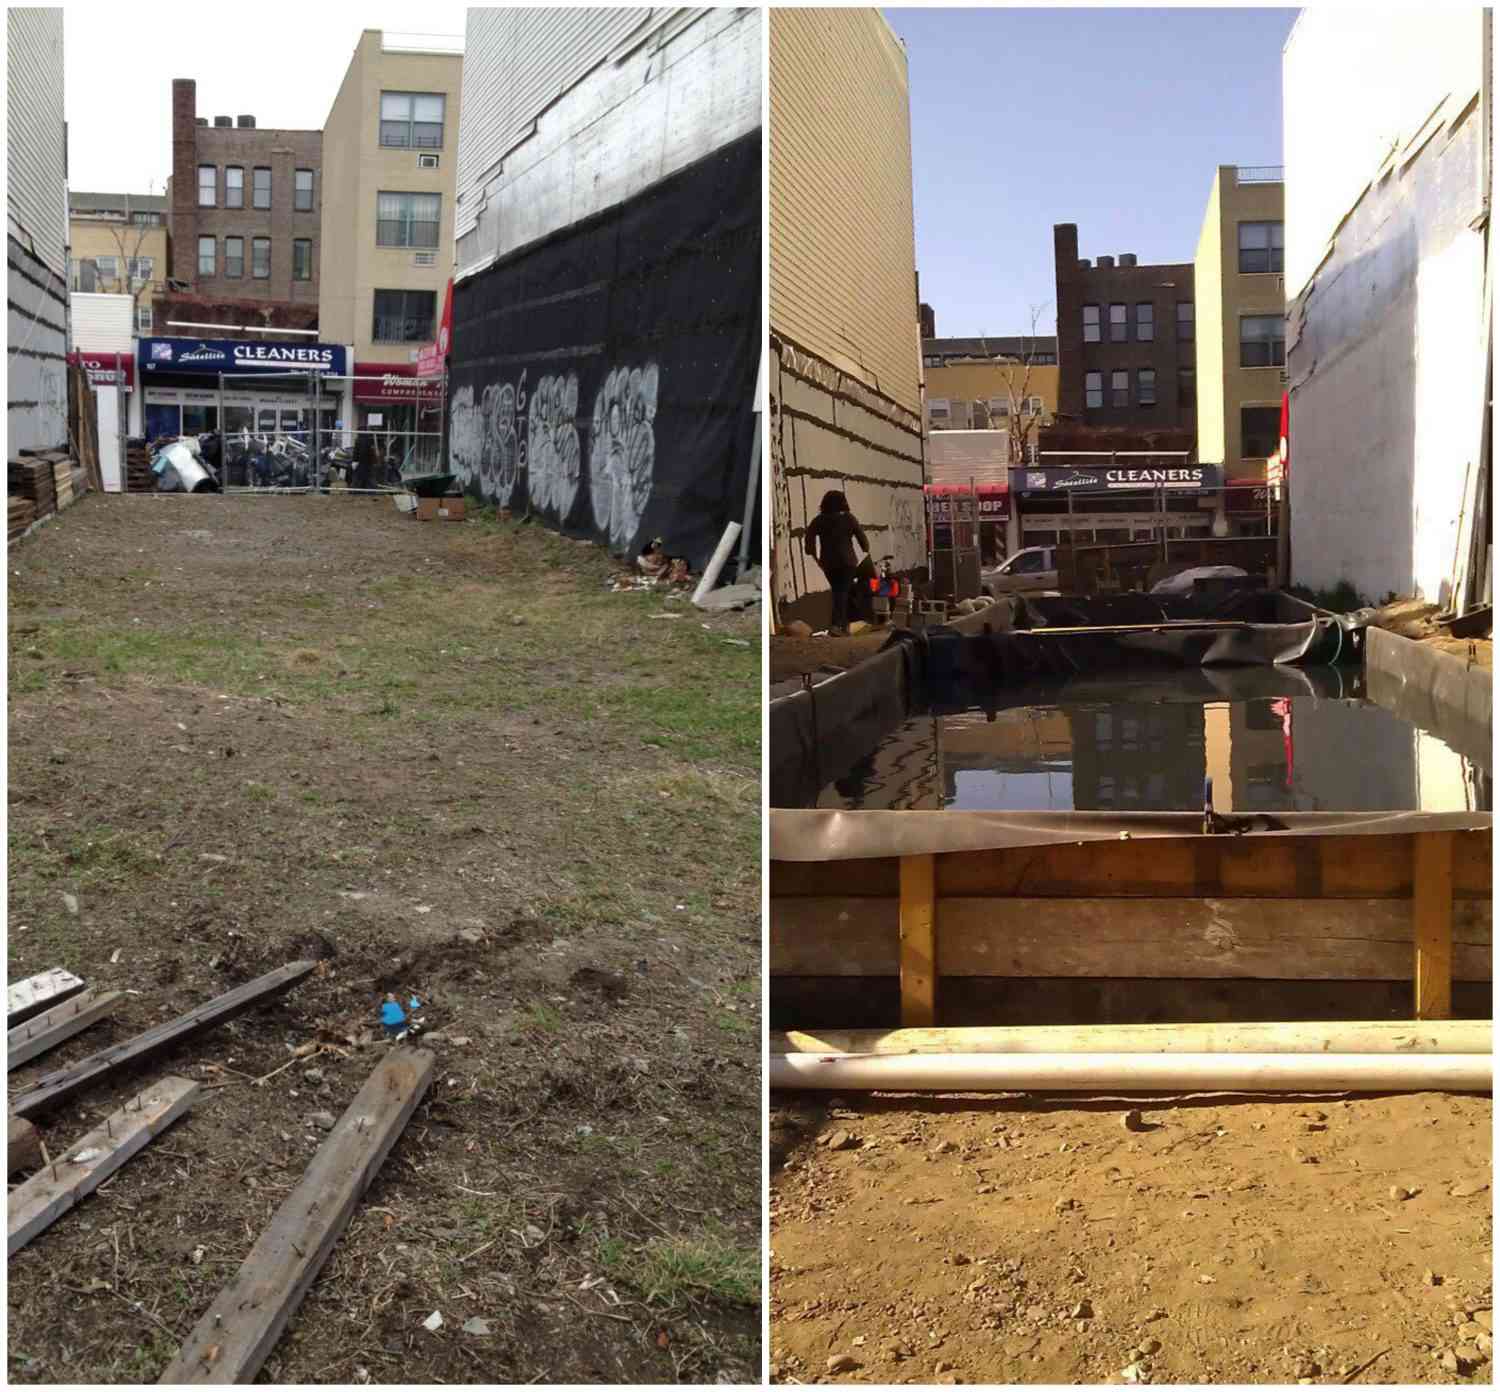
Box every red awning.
[67,351,134,391]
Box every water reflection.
[811,668,1491,814]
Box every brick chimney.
[171,79,198,285]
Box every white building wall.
[454,7,760,278]
[7,7,68,277]
[1284,9,1489,605]
[69,293,135,352]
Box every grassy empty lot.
[7,493,761,1384]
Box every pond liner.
[1365,625,1492,769]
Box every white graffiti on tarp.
[449,384,483,487]
[527,373,582,517]
[450,381,519,496]
[589,364,658,552]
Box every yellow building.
[319,29,462,448]
[67,192,169,334]
[1193,165,1285,481]
[922,335,1059,441]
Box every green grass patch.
[599,1225,759,1310]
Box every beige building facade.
[1193,165,1285,480]
[320,28,461,445]
[68,193,169,335]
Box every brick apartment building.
[168,79,321,308]
[1053,223,1196,431]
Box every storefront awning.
[139,336,347,377]
[67,351,134,391]
[352,362,445,404]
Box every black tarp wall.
[447,129,761,571]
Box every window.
[295,169,314,212]
[197,236,215,276]
[1178,367,1196,410]
[1238,220,1284,274]
[1177,301,1194,341]
[1085,371,1103,409]
[380,91,445,148]
[130,210,162,227]
[1111,370,1129,407]
[253,167,271,210]
[197,164,216,207]
[923,355,940,367]
[1241,406,1281,458]
[1009,550,1047,575]
[225,166,244,208]
[136,304,153,333]
[127,256,153,285]
[225,237,244,278]
[1136,303,1154,342]
[375,191,441,249]
[1137,368,1156,406]
[1109,303,1127,343]
[1240,314,1286,367]
[293,238,313,280]
[1022,396,1044,417]
[94,254,118,281]
[252,237,270,279]
[372,288,436,342]
[1083,305,1101,343]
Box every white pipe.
[771,1052,1492,1094]
[692,520,743,606]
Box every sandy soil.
[770,1090,1492,1385]
[770,632,892,686]
[8,494,760,1384]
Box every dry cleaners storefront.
[138,337,349,443]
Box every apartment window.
[1177,302,1195,342]
[1178,366,1196,410]
[1136,303,1154,342]
[197,164,216,207]
[126,256,153,286]
[1082,304,1101,343]
[1137,368,1156,406]
[293,238,313,280]
[197,236,215,276]
[252,237,270,279]
[379,91,445,149]
[924,355,941,367]
[1084,371,1103,409]
[225,166,244,209]
[372,288,437,342]
[1110,370,1129,407]
[1238,220,1284,274]
[1021,396,1044,417]
[136,304,153,334]
[375,191,441,249]
[1109,303,1127,343]
[95,254,118,281]
[1240,314,1286,367]
[1033,351,1057,365]
[295,169,314,212]
[130,210,162,227]
[988,396,1010,420]
[225,236,244,279]
[253,167,271,210]
[1242,406,1281,458]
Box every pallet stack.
[52,456,74,510]
[124,437,153,493]
[8,456,57,519]
[8,497,36,541]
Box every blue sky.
[884,6,1298,340]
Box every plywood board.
[7,969,85,1026]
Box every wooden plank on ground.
[8,1117,42,1176]
[769,897,1491,981]
[8,1076,199,1256]
[1414,831,1455,1019]
[7,969,85,1026]
[772,1019,1495,1056]
[899,855,937,1027]
[158,1049,436,1384]
[8,989,124,1071]
[9,962,315,1121]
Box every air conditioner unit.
[413,251,436,267]
[418,153,439,169]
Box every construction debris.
[7,988,124,1071]
[7,968,86,1027]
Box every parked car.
[983,545,1058,595]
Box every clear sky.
[62,5,469,196]
[883,6,1298,340]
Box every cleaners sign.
[138,337,348,377]
[1011,464,1222,493]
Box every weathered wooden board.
[772,1019,1495,1056]
[8,1117,43,1177]
[899,855,937,1027]
[159,1049,435,1385]
[1414,831,1455,1020]
[10,962,315,1120]
[8,1076,199,1256]
[769,897,1492,980]
[7,969,85,1026]
[8,989,124,1071]
[770,829,1492,901]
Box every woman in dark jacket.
[804,490,869,635]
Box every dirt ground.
[769,631,890,686]
[8,493,760,1384]
[770,1090,1493,1386]
[1363,599,1492,670]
